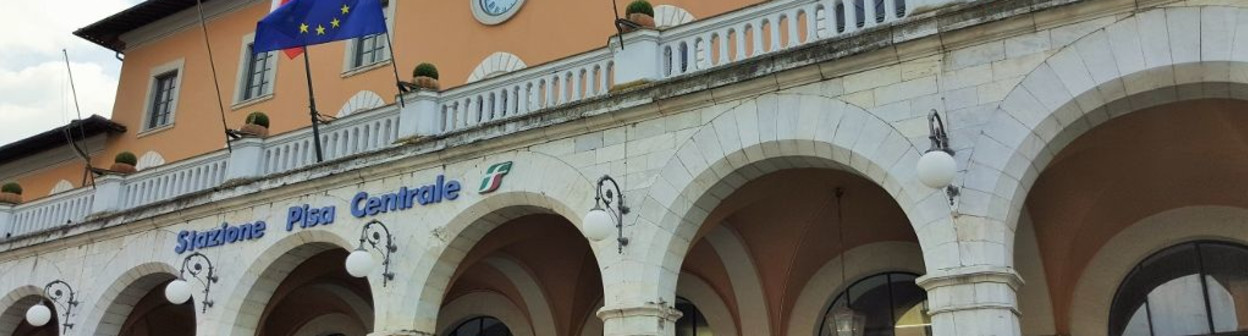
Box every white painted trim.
[467,52,527,83]
[342,1,396,74]
[337,90,386,117]
[705,224,771,336]
[677,273,739,336]
[438,291,536,336]
[138,58,186,133]
[654,5,696,29]
[231,32,278,106]
[1068,206,1248,336]
[49,180,74,195]
[484,256,558,336]
[470,0,526,26]
[136,151,166,171]
[786,241,925,336]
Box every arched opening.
[8,296,56,336]
[675,297,711,336]
[256,249,373,336]
[115,276,195,336]
[818,272,929,336]
[1109,241,1248,336]
[678,167,925,336]
[1017,99,1248,335]
[437,213,602,336]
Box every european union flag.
[254,0,387,53]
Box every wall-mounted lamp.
[916,110,959,204]
[346,219,397,286]
[165,252,219,313]
[25,280,78,333]
[583,175,630,253]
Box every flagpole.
[301,46,325,163]
[382,31,405,108]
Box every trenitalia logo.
[478,161,513,194]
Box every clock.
[471,0,525,25]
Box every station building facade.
[0,0,1246,335]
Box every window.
[447,316,511,336]
[349,0,390,69]
[819,272,931,336]
[148,71,178,129]
[675,297,712,336]
[1108,241,1248,336]
[242,43,274,101]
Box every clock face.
[479,0,519,16]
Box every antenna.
[610,0,641,49]
[62,50,97,187]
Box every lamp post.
[165,252,219,313]
[583,175,629,253]
[25,280,78,333]
[916,110,959,204]
[345,219,397,286]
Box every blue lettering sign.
[174,221,267,254]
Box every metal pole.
[302,46,325,163]
[382,30,406,108]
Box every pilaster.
[598,301,683,336]
[610,29,664,87]
[917,266,1024,336]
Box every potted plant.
[624,0,655,31]
[0,182,21,205]
[241,111,270,137]
[112,151,138,174]
[412,63,440,90]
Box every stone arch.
[785,241,924,336]
[212,229,357,336]
[137,151,165,170]
[0,285,45,336]
[677,272,738,336]
[703,225,768,336]
[438,291,535,336]
[631,93,947,308]
[483,256,557,336]
[49,180,73,195]
[337,90,386,117]
[654,5,695,28]
[1068,206,1248,335]
[964,6,1248,254]
[467,52,527,83]
[81,261,180,336]
[290,313,367,336]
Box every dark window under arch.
[818,272,931,336]
[675,296,712,336]
[1109,241,1248,336]
[447,316,512,336]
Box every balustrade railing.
[1,0,913,240]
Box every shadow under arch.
[0,285,46,336]
[213,229,357,336]
[402,190,596,333]
[635,92,945,305]
[80,261,181,336]
[963,5,1248,253]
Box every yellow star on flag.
[299,23,309,33]
[341,4,350,14]
[316,24,326,35]
[331,18,341,28]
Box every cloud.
[0,61,119,145]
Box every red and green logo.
[478,161,513,194]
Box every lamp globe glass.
[164,279,192,304]
[917,150,957,188]
[583,208,614,242]
[25,303,51,327]
[345,250,376,278]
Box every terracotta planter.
[0,192,20,205]
[624,13,655,32]
[413,76,440,90]
[111,162,137,174]
[241,124,270,137]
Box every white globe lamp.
[345,249,376,278]
[916,150,956,189]
[25,303,51,327]
[583,208,614,242]
[164,279,192,304]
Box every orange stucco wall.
[10,0,764,198]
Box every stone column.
[610,29,663,87]
[398,90,441,139]
[225,137,266,181]
[89,174,126,214]
[598,301,683,336]
[917,266,1023,336]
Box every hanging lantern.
[828,305,866,336]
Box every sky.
[0,0,142,146]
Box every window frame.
[342,0,395,75]
[140,59,186,133]
[233,33,278,107]
[1107,240,1248,336]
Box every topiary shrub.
[245,111,270,128]
[626,0,654,16]
[413,63,439,80]
[115,151,138,165]
[1,182,21,195]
